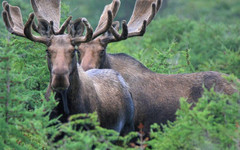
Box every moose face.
[78,39,106,71]
[47,35,76,91]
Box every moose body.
[79,51,236,133]
[75,0,237,133]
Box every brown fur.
[78,41,237,134]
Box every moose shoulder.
[77,0,237,133]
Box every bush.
[160,0,240,25]
[0,36,57,149]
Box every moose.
[76,0,237,133]
[2,0,135,136]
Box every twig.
[5,33,11,123]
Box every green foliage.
[161,0,240,24]
[148,76,240,150]
[0,0,239,149]
[0,36,58,149]
[199,48,240,77]
[51,113,138,149]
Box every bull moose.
[2,0,135,135]
[76,0,237,133]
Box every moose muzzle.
[51,68,70,91]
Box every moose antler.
[30,0,71,35]
[98,0,162,43]
[91,0,120,39]
[71,18,94,44]
[2,1,25,37]
[2,1,49,44]
[127,0,161,37]
[24,13,51,44]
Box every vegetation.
[0,0,239,149]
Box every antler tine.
[127,0,162,37]
[72,18,93,45]
[92,0,120,39]
[24,13,50,45]
[2,1,7,8]
[31,0,61,32]
[106,20,128,43]
[2,1,25,37]
[56,16,72,35]
[32,21,39,33]
[156,0,162,12]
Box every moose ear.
[37,19,52,37]
[69,18,85,38]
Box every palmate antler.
[2,1,49,44]
[95,0,162,43]
[127,0,162,37]
[30,0,71,35]
[2,1,25,37]
[91,0,120,39]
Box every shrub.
[0,37,57,149]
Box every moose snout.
[51,68,70,91]
[52,68,69,76]
[81,60,96,71]
[82,64,95,71]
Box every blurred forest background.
[0,0,240,149]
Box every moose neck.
[66,58,97,115]
[100,53,111,69]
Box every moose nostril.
[51,74,70,91]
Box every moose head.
[2,0,114,114]
[78,0,162,71]
[2,0,115,91]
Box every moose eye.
[71,49,77,57]
[99,49,105,56]
[46,49,51,57]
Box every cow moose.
[2,0,135,135]
[76,0,237,133]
